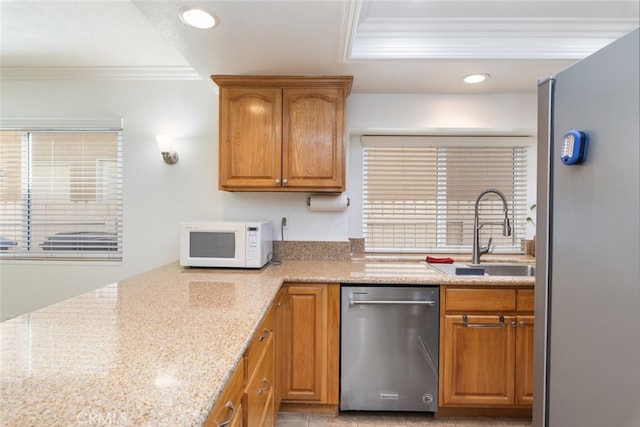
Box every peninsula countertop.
[0,258,534,426]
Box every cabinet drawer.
[517,289,535,312]
[245,338,274,427]
[205,362,244,427]
[445,288,516,312]
[246,306,275,376]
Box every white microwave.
[180,221,273,268]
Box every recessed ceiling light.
[180,7,217,29]
[463,74,491,84]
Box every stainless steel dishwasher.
[340,285,439,412]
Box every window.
[362,135,531,253]
[0,126,123,260]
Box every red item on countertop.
[426,256,455,264]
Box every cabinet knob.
[520,320,527,326]
[275,178,281,185]
[282,178,288,185]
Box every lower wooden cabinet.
[243,302,276,426]
[440,287,534,409]
[515,288,535,406]
[245,339,274,426]
[210,283,533,424]
[205,362,244,427]
[207,283,339,426]
[442,313,517,406]
[279,283,339,406]
[273,288,286,413]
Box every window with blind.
[362,135,530,253]
[0,129,123,260]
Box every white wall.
[0,82,538,320]
[0,77,221,319]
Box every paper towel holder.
[306,195,350,207]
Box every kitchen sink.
[429,262,535,277]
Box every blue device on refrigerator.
[560,130,588,165]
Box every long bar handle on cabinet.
[258,328,270,341]
[257,377,269,394]
[462,314,505,328]
[350,299,436,306]
[216,400,236,427]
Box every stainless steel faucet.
[472,189,512,264]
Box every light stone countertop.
[0,259,534,426]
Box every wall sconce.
[156,135,179,165]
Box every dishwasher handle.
[350,299,436,306]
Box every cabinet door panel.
[282,88,345,190]
[219,87,282,189]
[515,315,534,406]
[442,314,516,406]
[281,285,326,401]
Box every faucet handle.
[481,237,493,255]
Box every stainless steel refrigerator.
[534,28,640,427]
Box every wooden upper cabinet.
[212,76,353,192]
[282,88,345,190]
[218,87,282,189]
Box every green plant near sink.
[526,203,536,227]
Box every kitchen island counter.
[0,259,533,426]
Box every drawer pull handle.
[257,377,269,394]
[217,400,236,427]
[462,314,505,328]
[258,328,270,341]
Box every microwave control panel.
[246,226,259,260]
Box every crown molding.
[344,0,640,61]
[0,66,201,81]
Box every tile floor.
[276,412,532,427]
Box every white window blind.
[0,128,123,260]
[362,136,529,253]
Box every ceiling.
[1,1,638,94]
